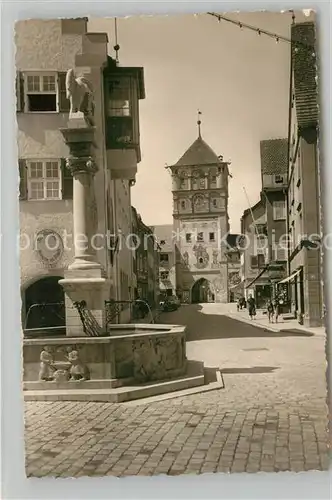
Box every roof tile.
[174,136,220,167]
[291,22,318,128]
[260,138,288,175]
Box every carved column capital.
[65,156,98,176]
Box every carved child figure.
[67,349,90,381]
[38,346,55,381]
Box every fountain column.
[59,114,110,336]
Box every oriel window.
[108,78,131,117]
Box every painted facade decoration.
[193,244,209,269]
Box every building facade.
[17,19,145,328]
[131,207,159,310]
[167,126,230,304]
[226,234,243,302]
[152,225,177,300]
[286,21,323,327]
[240,139,288,308]
[240,196,268,305]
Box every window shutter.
[61,158,73,199]
[16,71,25,112]
[19,159,28,200]
[58,72,70,112]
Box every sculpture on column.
[65,69,95,125]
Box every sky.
[89,10,314,234]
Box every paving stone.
[24,307,328,477]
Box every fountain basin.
[23,323,201,401]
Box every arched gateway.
[191,278,214,304]
[23,276,65,330]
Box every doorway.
[191,278,212,304]
[24,276,65,329]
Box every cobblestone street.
[25,304,329,478]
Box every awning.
[278,269,301,284]
[245,265,269,289]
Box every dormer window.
[275,174,284,184]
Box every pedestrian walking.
[247,295,256,320]
[274,300,280,323]
[267,300,274,323]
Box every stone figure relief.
[38,345,90,382]
[131,336,185,382]
[65,68,95,125]
[67,349,90,381]
[38,346,55,381]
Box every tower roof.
[174,136,220,167]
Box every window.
[275,174,284,184]
[160,271,169,281]
[160,253,169,263]
[273,200,286,220]
[108,79,131,117]
[25,72,58,112]
[212,199,218,208]
[210,175,217,188]
[185,233,192,243]
[258,254,265,267]
[197,232,204,242]
[256,224,267,236]
[180,200,186,210]
[250,255,265,268]
[27,160,61,200]
[209,232,215,242]
[180,178,186,189]
[274,246,287,261]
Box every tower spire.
[197,109,202,138]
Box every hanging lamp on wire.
[207,11,315,49]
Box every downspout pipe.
[286,24,295,279]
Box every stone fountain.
[22,69,206,403]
